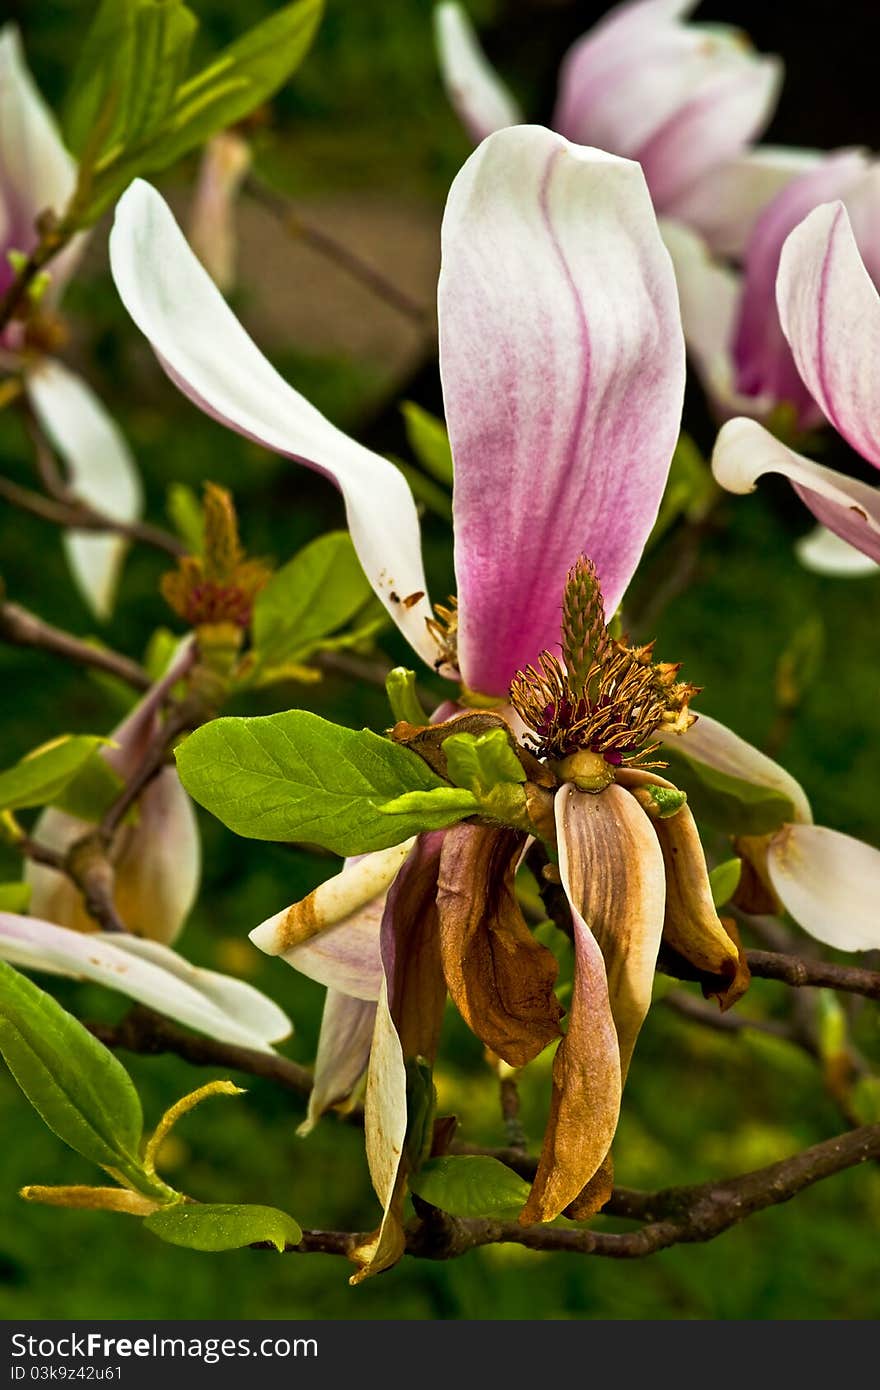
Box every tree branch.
[279,1122,880,1262]
[0,599,151,690]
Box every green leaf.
[50,752,125,822]
[0,961,152,1191]
[662,747,796,836]
[64,0,140,156]
[640,783,688,820]
[0,883,31,914]
[124,0,198,147]
[377,786,479,828]
[410,1156,531,1219]
[175,710,455,855]
[443,729,526,798]
[252,531,373,666]
[144,1202,302,1253]
[709,857,742,909]
[401,401,453,487]
[0,736,106,814]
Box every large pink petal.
[731,151,867,425]
[777,199,880,469]
[433,3,521,144]
[712,416,880,564]
[439,126,684,696]
[109,181,436,666]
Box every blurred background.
[1,0,879,1319]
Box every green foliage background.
[0,0,878,1319]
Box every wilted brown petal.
[617,768,744,1005]
[565,1151,615,1221]
[436,823,563,1067]
[520,785,631,1224]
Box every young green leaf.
[401,402,454,487]
[0,961,155,1192]
[385,668,428,726]
[144,1202,302,1253]
[376,786,479,829]
[166,482,205,554]
[63,0,141,156]
[709,857,743,909]
[176,710,456,855]
[443,729,526,798]
[252,531,373,666]
[409,1155,531,1219]
[0,736,106,814]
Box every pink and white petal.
[299,989,376,1136]
[0,26,81,296]
[663,709,813,824]
[777,200,880,468]
[732,152,868,423]
[840,164,880,290]
[258,903,384,1003]
[661,219,773,420]
[104,934,291,1045]
[440,127,684,695]
[664,147,823,260]
[27,361,143,621]
[112,766,200,946]
[767,824,880,951]
[796,524,880,578]
[434,3,521,144]
[638,56,783,211]
[0,915,291,1050]
[109,181,436,664]
[712,416,880,564]
[553,2,706,156]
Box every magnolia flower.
[25,643,200,945]
[711,199,880,572]
[110,124,711,1268]
[664,151,880,440]
[0,25,141,618]
[435,0,787,252]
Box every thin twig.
[663,989,794,1042]
[86,1005,314,1097]
[0,475,185,558]
[0,599,151,690]
[244,173,431,326]
[746,949,880,1003]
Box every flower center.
[509,556,697,781]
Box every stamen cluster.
[510,556,697,766]
[425,595,459,671]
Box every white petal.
[434,3,521,143]
[767,824,880,951]
[27,362,142,620]
[665,711,813,824]
[712,416,880,564]
[299,989,375,1135]
[0,915,291,1050]
[796,524,880,578]
[109,180,436,665]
